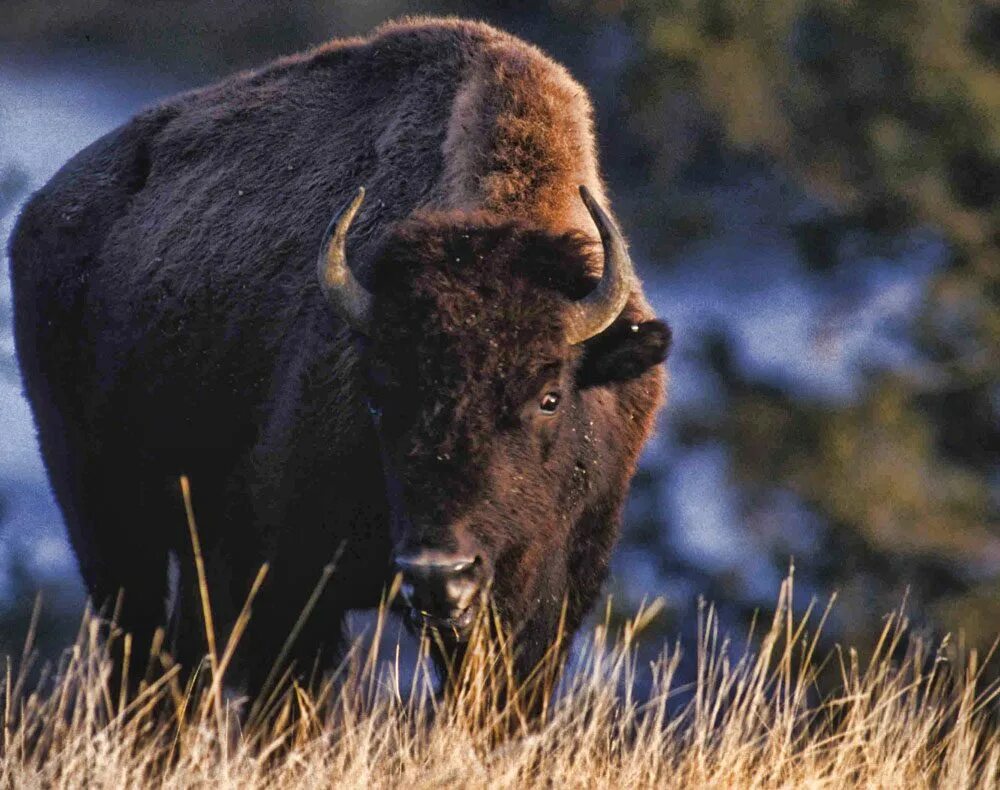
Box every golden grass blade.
[179,473,223,729]
[212,563,270,701]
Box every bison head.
[317,187,670,666]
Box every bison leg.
[48,451,172,693]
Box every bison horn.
[565,185,636,345]
[317,186,374,334]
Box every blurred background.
[0,1,997,673]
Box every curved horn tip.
[578,184,608,221]
[565,184,635,345]
[348,185,366,212]
[336,186,366,238]
[318,186,374,334]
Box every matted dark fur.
[8,17,670,690]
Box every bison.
[9,17,670,693]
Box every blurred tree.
[0,0,424,77]
[608,0,1000,647]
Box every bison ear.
[576,318,671,387]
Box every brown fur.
[8,17,669,689]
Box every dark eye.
[539,391,561,415]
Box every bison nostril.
[448,556,479,574]
[394,552,479,574]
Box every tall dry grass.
[0,478,996,787]
[0,571,997,789]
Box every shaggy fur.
[8,17,669,688]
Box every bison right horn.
[564,185,636,345]
[317,186,374,335]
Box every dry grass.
[0,573,996,789]
[1,479,997,788]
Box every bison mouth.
[394,552,492,643]
[405,604,477,641]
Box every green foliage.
[620,0,999,646]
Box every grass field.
[0,570,997,789]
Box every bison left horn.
[318,186,374,334]
[565,185,637,345]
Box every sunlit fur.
[8,17,667,691]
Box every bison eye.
[539,392,561,415]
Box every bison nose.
[394,551,486,620]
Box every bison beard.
[8,17,670,698]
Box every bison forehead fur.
[8,16,670,692]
